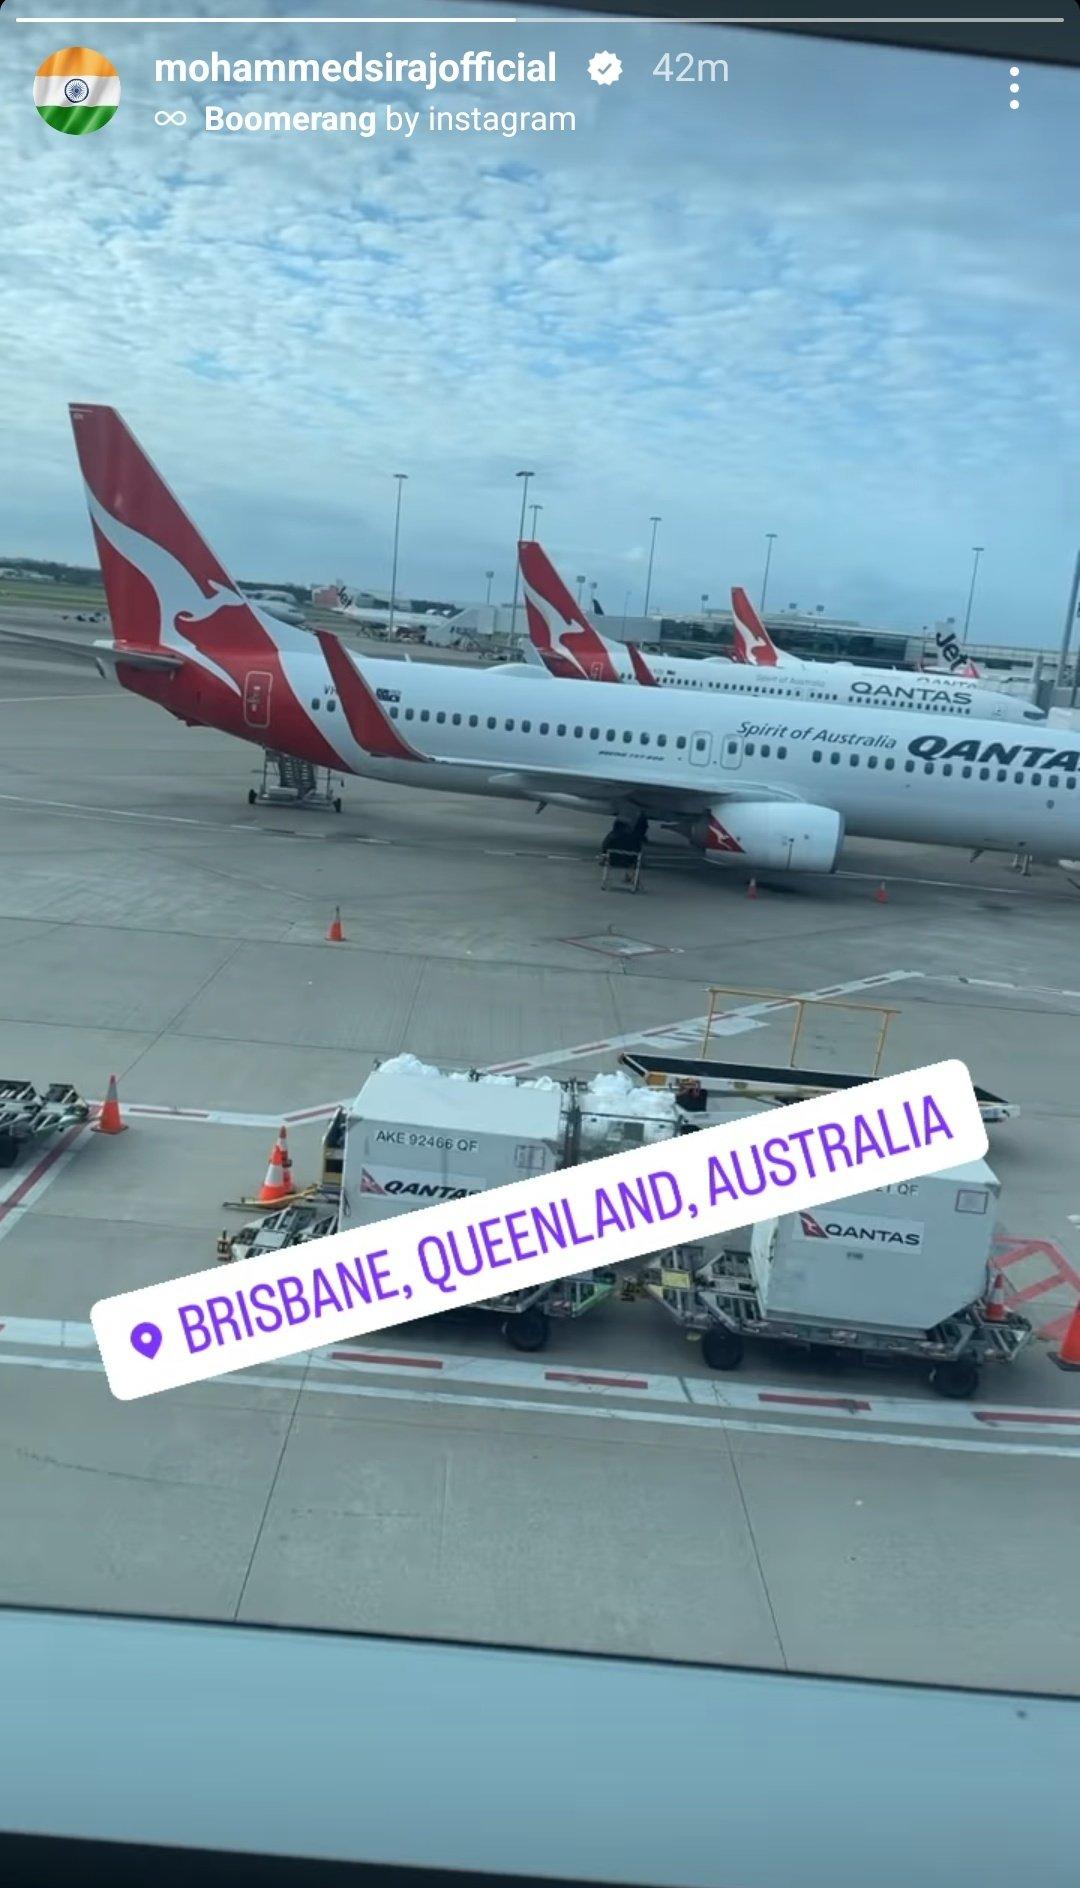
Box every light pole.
[1057,546,1080,704]
[484,569,495,606]
[507,469,534,653]
[701,591,709,616]
[575,574,586,603]
[643,516,661,616]
[388,473,408,634]
[529,503,542,538]
[962,545,984,643]
[760,532,777,612]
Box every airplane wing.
[0,627,183,675]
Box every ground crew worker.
[675,1076,707,1116]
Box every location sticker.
[130,1321,162,1360]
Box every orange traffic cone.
[1052,1300,1080,1371]
[746,877,758,900]
[326,905,345,942]
[983,1271,1007,1324]
[874,881,888,904]
[93,1073,128,1135]
[257,1134,293,1205]
[279,1124,295,1196]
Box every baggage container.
[750,1161,999,1333]
[339,1068,565,1231]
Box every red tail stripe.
[315,631,425,762]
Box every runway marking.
[331,1348,443,1371]
[1,1316,1077,1439]
[995,1235,1080,1341]
[1,1346,1077,1457]
[0,692,106,704]
[484,969,922,1074]
[0,1125,91,1246]
[0,790,256,836]
[838,868,1078,900]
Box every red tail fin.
[730,586,780,668]
[627,643,660,687]
[68,405,266,677]
[518,541,624,683]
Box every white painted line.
[1,1316,1075,1437]
[485,971,923,1076]
[0,692,106,704]
[0,791,238,834]
[1,1348,1077,1458]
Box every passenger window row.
[808,749,1075,788]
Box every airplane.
[18,402,1079,884]
[727,585,1043,715]
[318,582,481,644]
[520,542,1044,725]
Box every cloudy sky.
[3,4,1079,645]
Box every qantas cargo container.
[750,1160,1000,1333]
[339,1068,565,1230]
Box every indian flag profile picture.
[34,47,120,135]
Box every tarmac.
[2,621,1080,1693]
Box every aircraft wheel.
[247,789,257,806]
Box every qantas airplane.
[519,541,1043,725]
[17,404,1078,881]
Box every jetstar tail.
[519,540,625,682]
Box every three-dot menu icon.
[1009,66,1020,111]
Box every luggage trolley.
[643,1242,1032,1398]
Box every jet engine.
[689,801,845,874]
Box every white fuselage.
[631,650,1042,725]
[289,645,1080,859]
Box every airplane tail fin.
[729,586,781,668]
[518,541,623,682]
[627,643,660,687]
[68,404,268,658]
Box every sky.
[3,4,1079,647]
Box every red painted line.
[330,1350,444,1371]
[573,1042,610,1054]
[285,1105,340,1123]
[758,1391,873,1413]
[0,1124,86,1228]
[1007,1274,1070,1307]
[1037,1311,1074,1343]
[974,1408,1080,1426]
[545,1369,650,1390]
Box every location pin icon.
[131,1321,163,1360]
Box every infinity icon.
[154,109,187,126]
